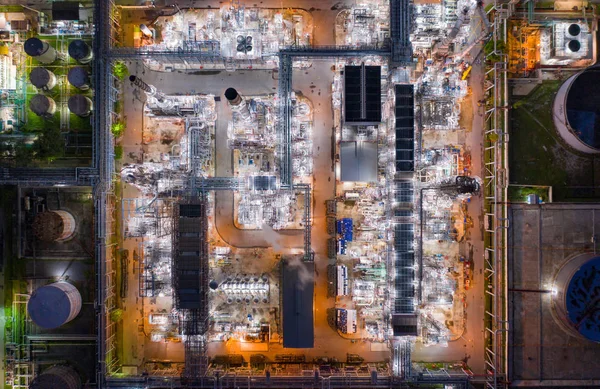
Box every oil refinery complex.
[1,0,600,389]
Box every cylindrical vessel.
[29,94,56,117]
[224,87,251,122]
[24,37,57,64]
[552,254,600,342]
[27,282,82,329]
[67,67,90,90]
[68,95,93,117]
[567,40,581,53]
[30,365,81,389]
[33,210,76,242]
[29,68,57,90]
[68,39,92,64]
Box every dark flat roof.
[282,260,314,348]
[344,65,381,124]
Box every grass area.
[508,185,550,203]
[0,5,24,12]
[510,81,599,201]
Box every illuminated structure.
[27,282,82,329]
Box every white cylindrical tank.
[24,37,58,64]
[27,282,82,329]
[68,95,93,117]
[29,94,56,118]
[67,67,91,90]
[30,365,81,389]
[29,68,57,91]
[68,39,93,64]
[33,210,76,242]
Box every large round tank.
[68,95,93,117]
[27,282,82,329]
[33,210,76,242]
[67,67,90,90]
[30,365,81,389]
[552,253,600,342]
[29,68,57,91]
[68,39,92,64]
[24,37,57,64]
[29,94,56,118]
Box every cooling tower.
[24,37,57,64]
[29,68,57,91]
[68,39,92,64]
[27,282,82,329]
[29,365,81,389]
[67,67,90,90]
[552,253,600,342]
[29,94,56,118]
[68,95,93,117]
[33,210,76,242]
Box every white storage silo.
[68,95,93,117]
[68,39,92,64]
[27,282,82,329]
[29,68,57,91]
[33,210,76,242]
[30,365,81,389]
[29,94,56,118]
[67,67,90,90]
[24,37,58,64]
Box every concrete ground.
[509,204,600,386]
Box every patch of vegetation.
[508,185,550,202]
[113,61,130,80]
[484,39,506,63]
[510,81,598,201]
[114,145,123,160]
[111,121,125,138]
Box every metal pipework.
[129,75,174,109]
[225,87,252,122]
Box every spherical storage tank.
[68,39,92,64]
[33,210,76,242]
[29,68,57,91]
[68,95,93,117]
[29,94,56,118]
[24,37,58,64]
[67,67,90,90]
[30,365,81,389]
[27,282,82,329]
[552,253,600,342]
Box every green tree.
[114,144,123,160]
[32,128,64,162]
[110,308,124,323]
[111,122,125,137]
[113,61,129,80]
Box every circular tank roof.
[24,37,45,57]
[28,284,77,329]
[68,39,90,60]
[568,23,581,36]
[33,211,66,241]
[29,68,52,88]
[565,256,600,342]
[568,39,581,52]
[68,95,91,116]
[565,67,600,149]
[224,87,238,101]
[67,67,89,87]
[29,94,53,116]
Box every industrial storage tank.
[68,39,92,64]
[67,67,90,90]
[24,37,58,64]
[27,282,82,329]
[29,68,57,91]
[30,365,81,389]
[29,94,56,118]
[32,210,76,242]
[552,253,600,342]
[68,95,93,117]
